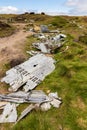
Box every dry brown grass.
[71,96,86,111]
[77,118,87,129]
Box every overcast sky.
[0,0,87,16]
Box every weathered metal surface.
[40,25,49,33]
[33,33,46,39]
[48,92,62,108]
[40,102,51,111]
[0,90,61,123]
[40,92,62,111]
[16,104,36,123]
[33,42,51,53]
[0,90,49,104]
[0,30,64,124]
[32,34,66,54]
[1,54,55,92]
[0,103,17,123]
[51,34,66,42]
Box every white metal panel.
[1,54,55,92]
[0,103,17,123]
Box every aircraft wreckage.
[1,54,55,92]
[0,30,66,124]
[32,33,66,54]
[0,54,62,123]
[0,91,62,123]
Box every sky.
[0,0,87,16]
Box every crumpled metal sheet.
[0,91,62,123]
[40,102,51,111]
[0,103,17,123]
[0,90,49,104]
[1,54,55,92]
[48,92,62,108]
[16,104,38,124]
[40,92,62,111]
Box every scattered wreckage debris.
[29,24,49,33]
[29,24,62,34]
[0,103,17,123]
[51,34,66,42]
[0,90,49,104]
[40,25,49,33]
[32,42,64,54]
[26,50,41,56]
[33,33,46,39]
[16,92,62,123]
[16,104,37,124]
[0,25,66,124]
[50,30,59,33]
[1,54,55,92]
[40,92,62,111]
[32,33,66,54]
[0,90,62,123]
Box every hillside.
[0,14,87,130]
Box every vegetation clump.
[0,21,15,37]
[51,16,68,28]
[79,34,87,44]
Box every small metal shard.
[16,104,36,124]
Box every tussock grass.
[0,21,16,37]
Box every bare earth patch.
[0,24,32,63]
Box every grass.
[12,34,87,130]
[0,27,15,37]
[79,34,87,44]
[0,15,87,130]
[0,21,16,37]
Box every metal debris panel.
[1,54,55,92]
[0,90,62,123]
[0,103,17,123]
[0,90,49,104]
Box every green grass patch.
[0,15,87,130]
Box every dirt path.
[0,23,33,63]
